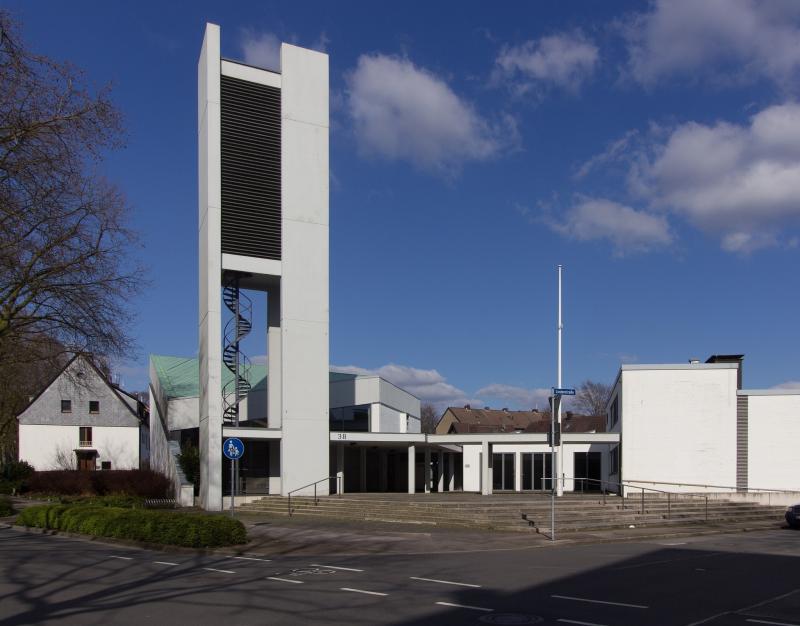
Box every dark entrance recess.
[492,453,515,491]
[76,450,97,471]
[574,452,602,492]
[523,452,553,491]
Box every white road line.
[109,556,133,560]
[267,577,303,584]
[558,619,610,626]
[153,561,178,566]
[340,587,387,596]
[202,567,235,574]
[552,594,649,609]
[435,601,493,613]
[310,564,363,572]
[410,576,481,588]
[230,556,272,563]
[661,542,687,546]
[746,620,800,626]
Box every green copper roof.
[151,355,358,399]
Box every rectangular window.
[89,400,100,414]
[79,426,92,447]
[608,395,619,428]
[610,445,619,475]
[101,461,111,470]
[61,400,71,413]
[329,405,370,432]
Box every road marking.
[109,556,133,560]
[661,542,687,546]
[153,561,178,566]
[202,567,235,574]
[231,556,272,563]
[552,594,648,609]
[310,564,363,572]
[435,601,493,613]
[340,587,387,596]
[267,576,303,584]
[558,620,609,626]
[410,576,481,588]
[746,620,800,626]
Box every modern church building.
[146,24,798,511]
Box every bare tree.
[574,380,612,416]
[0,11,143,459]
[420,403,439,434]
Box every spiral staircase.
[222,275,252,424]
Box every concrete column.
[267,289,281,429]
[437,452,445,492]
[424,448,431,494]
[407,443,415,494]
[448,453,455,491]
[514,451,522,492]
[379,450,388,492]
[400,412,408,433]
[336,443,344,494]
[370,403,381,432]
[198,23,223,511]
[359,447,367,492]
[481,440,492,496]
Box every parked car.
[786,504,800,529]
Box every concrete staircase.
[238,492,787,535]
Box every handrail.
[558,475,711,520]
[287,476,342,516]
[624,478,800,494]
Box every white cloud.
[773,380,800,390]
[638,102,800,250]
[474,384,551,411]
[547,196,673,256]
[494,32,599,94]
[346,54,516,175]
[240,30,281,71]
[623,0,800,89]
[331,363,479,410]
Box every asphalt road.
[0,526,798,626]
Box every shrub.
[60,495,145,508]
[178,442,200,496]
[25,469,170,498]
[0,461,34,494]
[0,496,14,517]
[17,505,247,548]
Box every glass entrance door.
[522,453,552,490]
[574,452,602,492]
[492,453,515,490]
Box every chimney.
[502,407,508,412]
[689,358,700,364]
[464,404,471,410]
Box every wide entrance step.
[237,492,786,534]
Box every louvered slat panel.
[220,74,281,260]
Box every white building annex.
[17,355,149,471]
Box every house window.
[89,400,100,414]
[79,426,92,447]
[608,395,619,429]
[101,461,111,470]
[61,400,72,413]
[610,445,620,475]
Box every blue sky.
[10,1,800,409]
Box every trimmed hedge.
[17,505,247,548]
[24,469,170,498]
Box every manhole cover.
[479,614,542,625]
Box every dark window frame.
[79,426,93,447]
[61,400,72,413]
[89,400,100,414]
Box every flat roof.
[621,363,739,371]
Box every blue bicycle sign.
[223,437,244,460]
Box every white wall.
[19,424,139,470]
[620,365,738,493]
[462,444,482,492]
[747,392,800,491]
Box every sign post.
[223,437,245,516]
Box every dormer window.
[61,400,72,413]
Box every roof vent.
[689,358,700,364]
[464,404,471,410]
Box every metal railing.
[287,476,342,516]
[624,478,800,494]
[558,476,711,520]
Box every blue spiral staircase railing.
[222,275,252,424]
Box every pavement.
[1,520,798,625]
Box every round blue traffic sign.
[223,437,244,460]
